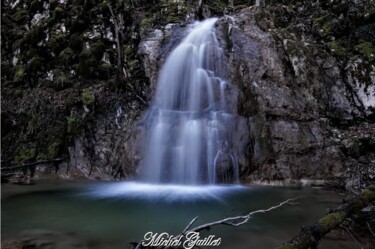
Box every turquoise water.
[2,181,345,249]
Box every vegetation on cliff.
[1,0,374,179]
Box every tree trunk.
[277,187,375,249]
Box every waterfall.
[140,18,239,184]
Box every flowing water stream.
[140,18,239,184]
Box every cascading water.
[140,18,239,185]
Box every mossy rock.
[124,45,134,57]
[140,18,152,28]
[46,141,61,158]
[361,187,375,201]
[313,16,336,37]
[14,146,37,164]
[81,88,95,106]
[166,15,181,23]
[355,41,374,62]
[328,41,347,58]
[13,8,28,24]
[13,65,26,82]
[318,211,346,235]
[27,117,38,135]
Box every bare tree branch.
[189,197,300,233]
[181,216,199,234]
[134,197,300,249]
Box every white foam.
[84,182,247,202]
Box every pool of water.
[2,181,345,249]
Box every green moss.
[140,18,152,27]
[321,21,334,36]
[318,211,346,234]
[361,187,375,201]
[354,41,374,62]
[81,88,95,106]
[124,45,134,57]
[13,8,28,24]
[328,41,347,58]
[14,146,37,164]
[313,15,335,37]
[53,69,67,84]
[27,117,38,135]
[46,141,61,158]
[166,15,180,23]
[352,198,367,212]
[13,66,26,82]
[99,63,112,71]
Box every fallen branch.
[189,198,300,233]
[278,186,375,249]
[134,197,300,249]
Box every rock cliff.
[2,0,374,188]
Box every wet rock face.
[212,7,373,183]
[137,12,348,182]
